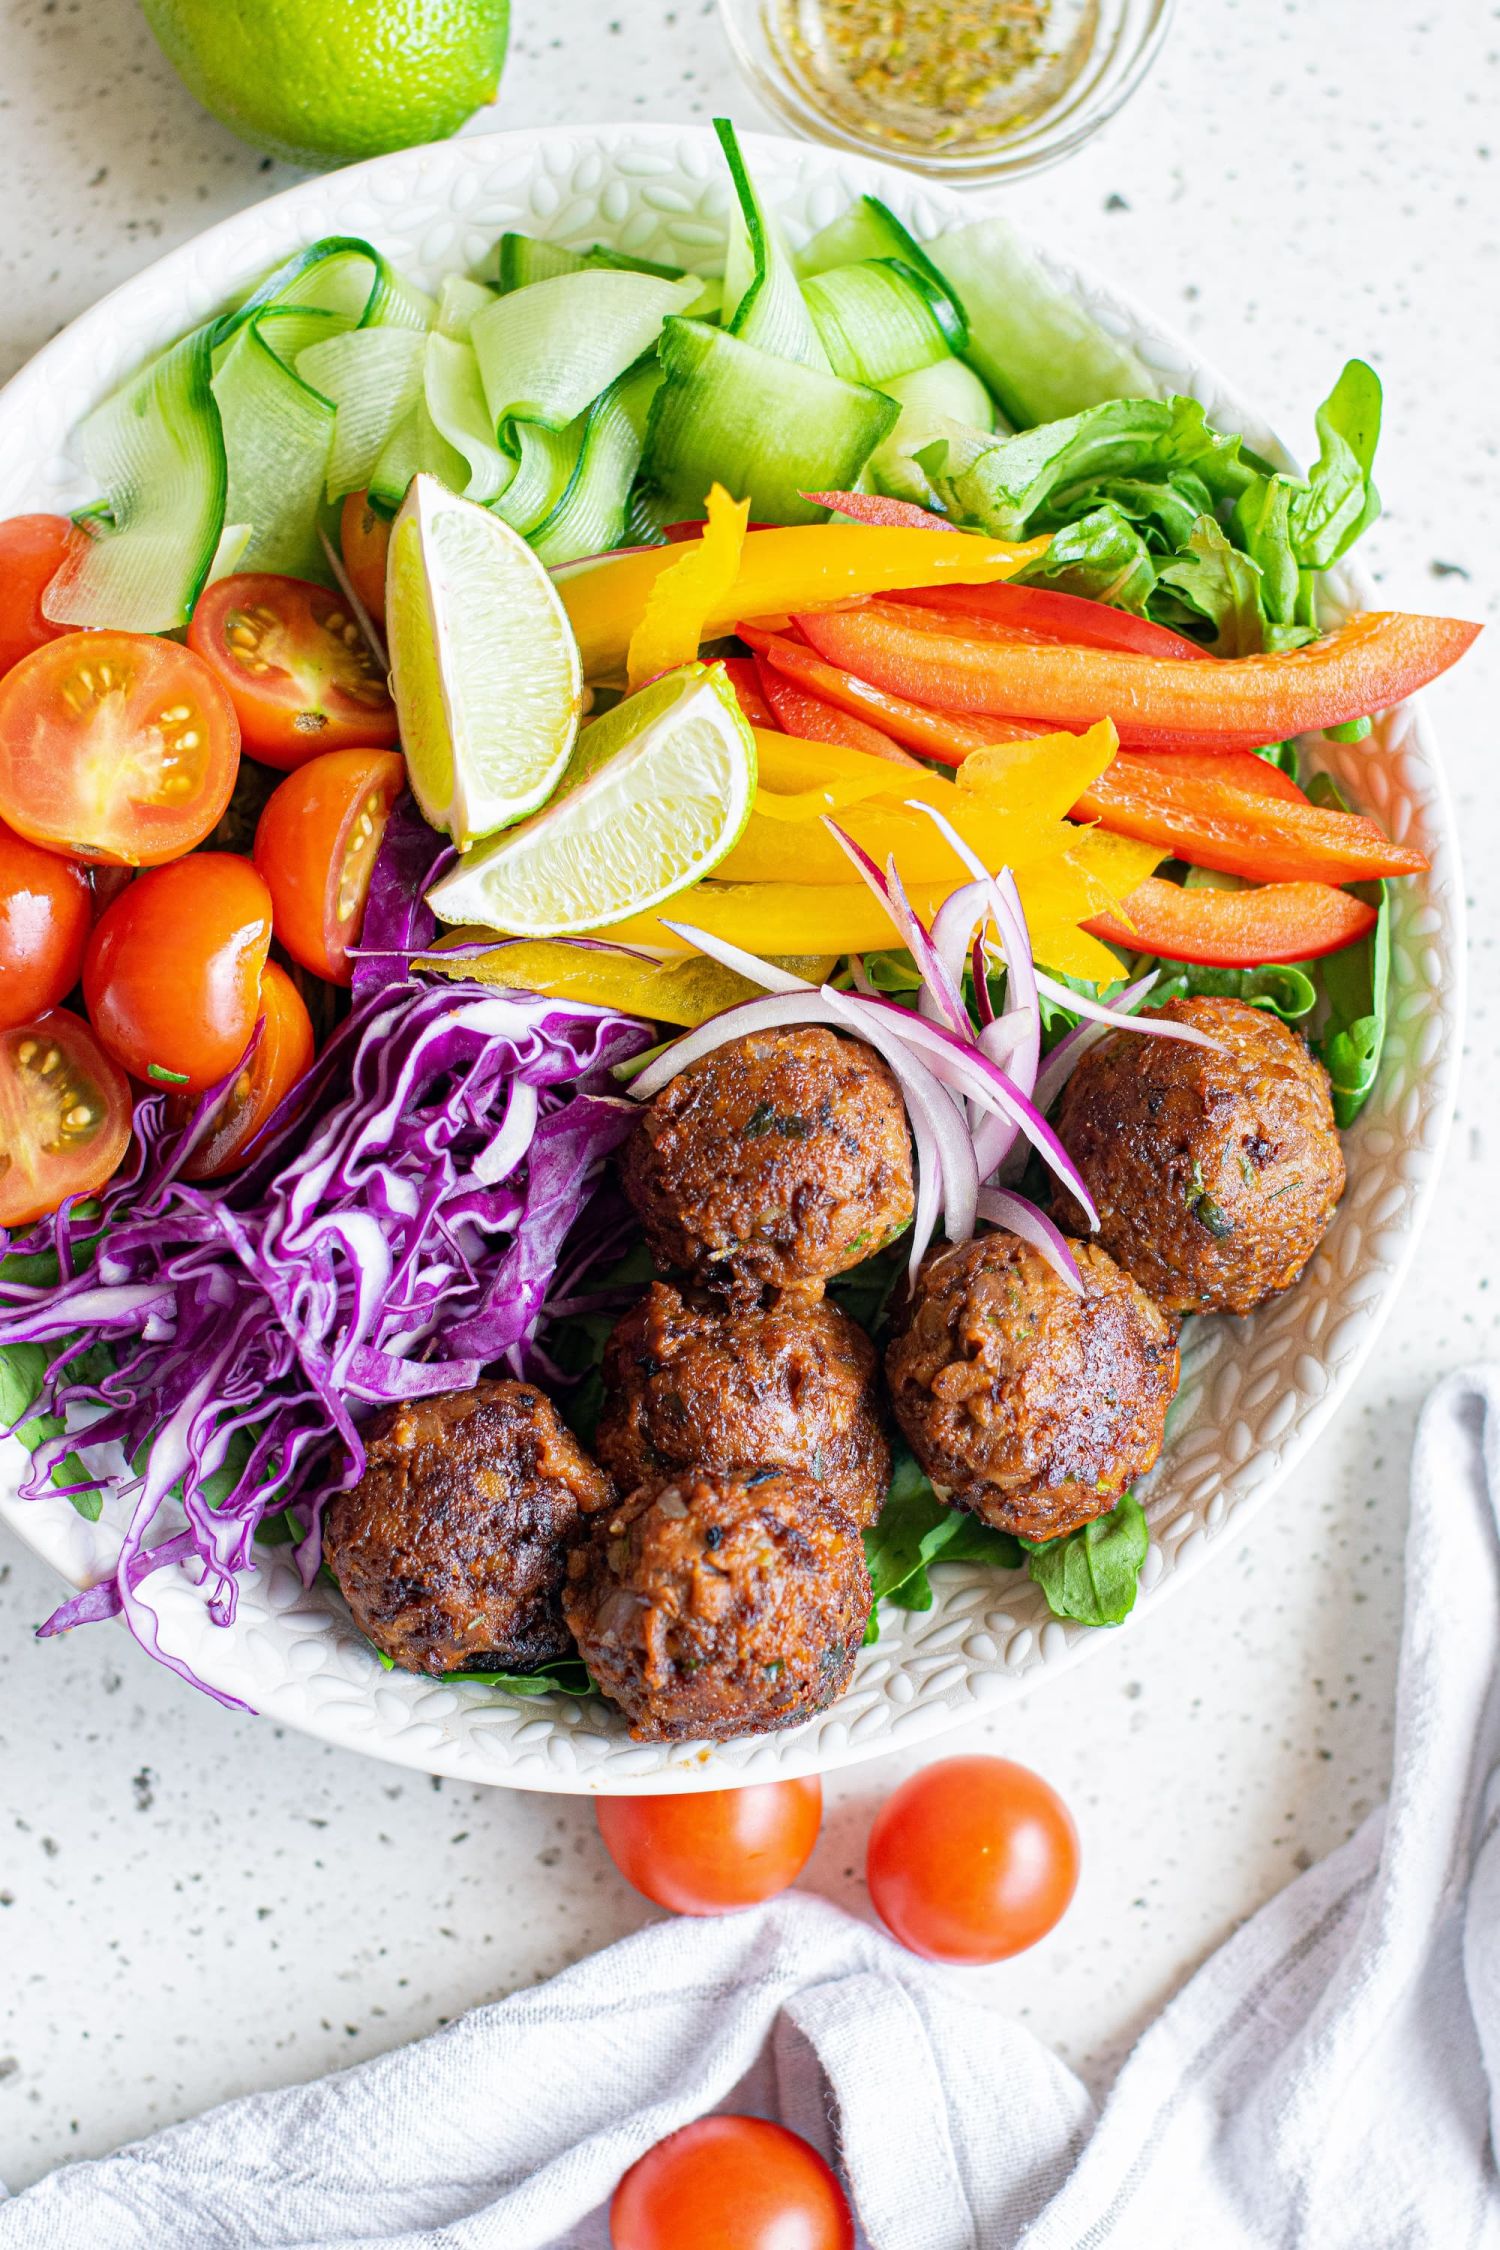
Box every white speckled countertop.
[2,0,1497,2194]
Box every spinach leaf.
[1289,359,1382,570]
[1150,962,1318,1022]
[445,1656,598,1698]
[1154,517,1266,656]
[0,1338,105,1520]
[1305,770,1389,1125]
[862,1451,1024,1639]
[1023,1492,1149,1626]
[1230,473,1303,633]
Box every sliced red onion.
[821,821,971,1039]
[909,806,1042,1101]
[1033,967,1219,1050]
[658,920,817,995]
[628,991,828,1100]
[851,995,1098,1228]
[1031,973,1161,1117]
[976,1188,1084,1295]
[972,931,995,1027]
[821,987,976,1269]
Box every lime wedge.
[426,663,757,936]
[386,473,582,849]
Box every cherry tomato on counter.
[610,2117,854,2250]
[0,1007,132,1228]
[596,1779,823,1917]
[0,821,93,1030]
[339,492,391,627]
[253,747,406,984]
[865,1755,1079,1966]
[168,962,315,1180]
[83,854,273,1093]
[189,572,398,769]
[0,514,75,679]
[0,631,240,866]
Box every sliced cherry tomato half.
[0,631,241,867]
[0,514,76,679]
[83,853,273,1092]
[866,1755,1080,1966]
[595,1778,822,1916]
[611,2117,854,2250]
[252,747,407,985]
[794,600,1481,743]
[896,579,1215,660]
[189,573,398,770]
[755,656,919,766]
[168,962,315,1180]
[338,492,391,627]
[1073,757,1427,887]
[0,1006,132,1228]
[803,488,950,530]
[1089,874,1379,966]
[0,821,93,1030]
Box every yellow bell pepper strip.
[418,938,837,1026]
[559,523,1050,679]
[625,484,749,692]
[596,824,1160,984]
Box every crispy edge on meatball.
[595,1281,892,1527]
[322,1379,614,1678]
[884,1231,1180,1543]
[562,1465,872,1743]
[619,1026,914,1301]
[1053,994,1345,1318]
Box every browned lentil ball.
[885,1230,1179,1542]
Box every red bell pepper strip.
[740,624,1039,767]
[1074,758,1428,887]
[801,490,952,532]
[1089,877,1379,966]
[754,659,919,766]
[1119,749,1306,805]
[720,656,778,730]
[895,581,1213,661]
[793,600,1480,743]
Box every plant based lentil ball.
[596,1280,891,1527]
[563,1465,872,1743]
[1051,995,1345,1318]
[885,1230,1179,1542]
[322,1380,613,1677]
[619,1026,914,1302]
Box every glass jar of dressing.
[719,0,1174,181]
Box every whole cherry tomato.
[596,1779,823,1916]
[168,963,315,1179]
[339,492,391,627]
[83,854,273,1092]
[0,820,92,1029]
[865,1756,1079,1965]
[253,746,406,984]
[610,2117,854,2250]
[0,1007,132,1228]
[0,631,240,866]
[189,572,398,769]
[0,514,75,679]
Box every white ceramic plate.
[0,125,1462,1792]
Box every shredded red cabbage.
[0,973,651,1702]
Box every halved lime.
[426,663,757,936]
[386,473,582,849]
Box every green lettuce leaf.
[1289,359,1382,569]
[1016,502,1157,612]
[1149,962,1318,1022]
[1154,516,1266,656]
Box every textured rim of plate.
[0,124,1465,1793]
